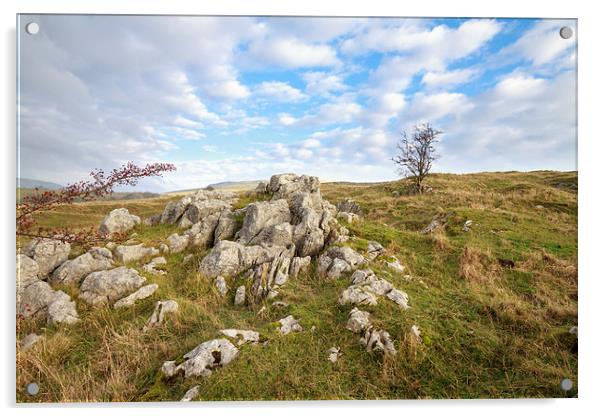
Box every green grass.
[16,171,577,401]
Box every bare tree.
[392,123,442,194]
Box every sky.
[17,15,577,192]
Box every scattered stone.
[161,195,193,225]
[386,289,410,309]
[337,212,360,224]
[421,212,453,234]
[180,386,200,402]
[410,325,422,343]
[366,241,385,260]
[278,315,302,335]
[79,266,146,305]
[185,212,220,248]
[346,308,396,356]
[385,256,405,273]
[220,329,260,345]
[289,256,311,278]
[214,276,228,296]
[338,286,378,306]
[535,205,545,210]
[462,220,473,232]
[317,246,366,279]
[569,326,578,337]
[142,257,167,275]
[50,247,113,285]
[183,254,194,264]
[166,233,190,254]
[391,190,400,197]
[99,208,141,235]
[255,181,268,193]
[162,338,239,378]
[17,255,80,325]
[143,213,161,226]
[22,238,71,277]
[234,285,246,306]
[272,301,289,308]
[20,333,42,351]
[114,244,160,263]
[113,283,158,309]
[328,347,342,363]
[159,243,169,254]
[336,198,362,215]
[145,300,179,331]
[346,308,372,333]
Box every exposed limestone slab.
[113,283,158,309]
[220,329,260,345]
[79,266,146,305]
[142,257,167,275]
[180,385,200,402]
[114,244,160,263]
[234,285,246,306]
[145,300,179,331]
[50,247,113,285]
[162,338,239,378]
[214,276,228,296]
[22,238,71,277]
[166,233,190,254]
[278,315,302,335]
[99,208,140,235]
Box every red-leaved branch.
[17,162,176,245]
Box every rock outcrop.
[236,199,291,245]
[79,266,146,305]
[99,208,140,235]
[317,246,366,279]
[17,255,79,324]
[160,189,237,226]
[50,247,113,285]
[220,329,260,345]
[339,269,410,309]
[22,238,70,277]
[166,233,190,254]
[184,213,220,248]
[346,307,396,356]
[142,257,167,275]
[278,315,303,335]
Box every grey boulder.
[79,266,146,305]
[22,238,70,277]
[99,208,140,235]
[50,247,113,285]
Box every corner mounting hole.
[25,22,39,35]
[559,26,573,39]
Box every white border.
[2,1,600,415]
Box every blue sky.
[18,16,577,191]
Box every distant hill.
[17,178,63,189]
[166,179,265,195]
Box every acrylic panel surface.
[16,15,577,402]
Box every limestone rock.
[22,238,70,277]
[162,338,239,378]
[236,199,291,244]
[143,213,161,226]
[366,241,385,260]
[213,209,243,244]
[410,325,422,343]
[79,266,146,305]
[17,278,79,324]
[346,307,372,334]
[249,246,295,303]
[317,246,366,279]
[220,329,260,345]
[462,220,473,232]
[20,333,42,351]
[279,315,302,335]
[234,285,246,306]
[180,386,200,402]
[361,328,396,355]
[199,240,290,278]
[336,198,362,215]
[385,256,405,273]
[421,212,453,234]
[114,244,159,263]
[161,195,193,225]
[337,212,360,224]
[182,200,231,225]
[166,234,189,254]
[113,283,158,309]
[214,276,228,296]
[17,254,40,288]
[255,181,267,193]
[267,173,321,199]
[338,286,378,306]
[50,247,113,285]
[99,208,141,235]
[145,300,178,330]
[328,347,342,363]
[289,256,311,278]
[142,257,167,275]
[184,213,220,248]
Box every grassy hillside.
[16,171,577,402]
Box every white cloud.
[303,71,347,96]
[244,37,340,69]
[422,68,476,88]
[278,113,298,126]
[254,81,307,102]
